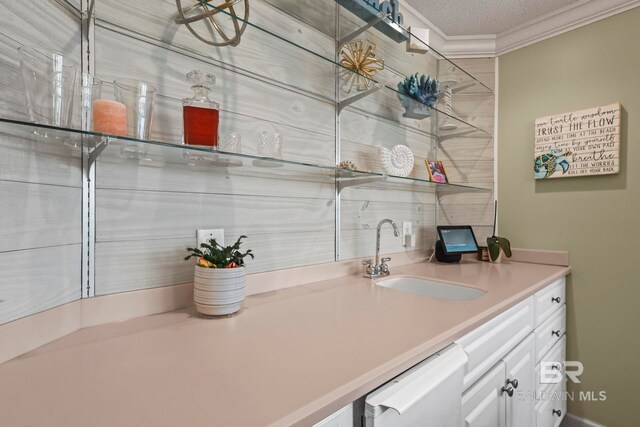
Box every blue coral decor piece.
[397,74,440,119]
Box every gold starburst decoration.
[339,40,384,94]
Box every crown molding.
[402,0,640,58]
[495,0,640,55]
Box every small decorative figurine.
[339,39,385,94]
[380,145,414,177]
[397,73,439,119]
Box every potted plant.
[185,235,254,316]
[487,201,512,263]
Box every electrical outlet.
[402,222,412,236]
[196,229,224,247]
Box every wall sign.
[534,103,621,179]
[336,0,409,43]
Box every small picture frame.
[426,160,448,183]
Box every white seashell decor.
[380,145,415,177]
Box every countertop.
[0,259,570,427]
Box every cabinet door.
[461,363,506,427]
[503,334,536,427]
[313,403,353,427]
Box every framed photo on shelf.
[426,160,448,183]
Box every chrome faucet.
[362,219,400,278]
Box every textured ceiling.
[405,0,583,35]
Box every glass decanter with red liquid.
[182,69,219,147]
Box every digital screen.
[438,226,479,254]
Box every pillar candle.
[93,99,127,136]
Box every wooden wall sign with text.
[534,103,621,179]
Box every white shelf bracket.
[337,174,386,193]
[438,128,479,142]
[337,85,382,113]
[337,12,389,50]
[451,80,480,94]
[88,137,110,167]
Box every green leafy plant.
[185,235,254,268]
[487,200,512,262]
[487,236,512,261]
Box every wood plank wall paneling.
[438,57,496,246]
[93,1,340,294]
[0,0,495,302]
[0,1,82,324]
[0,245,82,325]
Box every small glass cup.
[257,131,282,159]
[18,45,79,127]
[219,132,241,153]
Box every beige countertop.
[0,259,569,427]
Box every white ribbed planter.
[193,266,246,316]
[490,249,504,264]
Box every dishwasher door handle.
[365,343,468,415]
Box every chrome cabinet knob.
[501,386,514,397]
[552,296,561,303]
[552,409,562,417]
[552,330,561,337]
[506,378,519,389]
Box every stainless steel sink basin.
[375,277,486,301]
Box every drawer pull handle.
[552,330,561,337]
[506,378,519,389]
[552,296,561,303]
[551,364,561,370]
[552,409,562,417]
[501,386,514,397]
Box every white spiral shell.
[380,145,414,177]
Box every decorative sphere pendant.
[175,0,250,47]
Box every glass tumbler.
[114,79,157,158]
[113,79,157,139]
[257,131,282,159]
[219,132,242,153]
[18,46,79,127]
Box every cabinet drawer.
[534,278,565,327]
[535,381,566,427]
[535,306,566,363]
[536,336,566,395]
[457,297,534,389]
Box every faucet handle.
[379,257,391,275]
[362,259,375,276]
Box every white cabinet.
[504,334,536,427]
[458,277,568,427]
[456,297,535,389]
[461,333,536,427]
[461,363,506,427]
[354,276,568,427]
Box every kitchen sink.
[375,277,486,301]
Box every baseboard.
[561,413,607,427]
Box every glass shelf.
[199,0,492,136]
[0,117,489,196]
[261,0,493,96]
